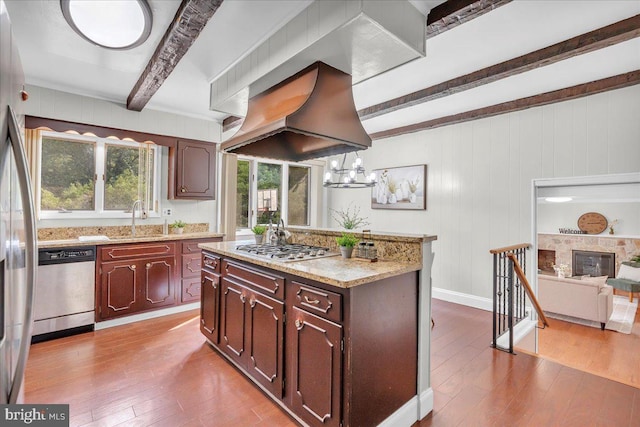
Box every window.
[39,131,159,218]
[235,157,311,230]
[257,162,282,224]
[288,166,309,226]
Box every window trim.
[38,130,161,220]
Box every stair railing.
[489,243,548,353]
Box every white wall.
[24,85,222,230]
[537,202,640,236]
[326,85,640,299]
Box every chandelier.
[323,153,377,189]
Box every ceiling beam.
[127,0,224,111]
[359,14,640,122]
[369,70,640,140]
[221,0,513,133]
[426,0,512,39]
[222,115,243,133]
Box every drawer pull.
[204,259,213,265]
[304,296,320,305]
[295,319,302,328]
[130,265,136,270]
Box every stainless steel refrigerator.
[0,0,37,404]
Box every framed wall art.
[371,164,426,210]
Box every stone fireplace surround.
[538,234,640,277]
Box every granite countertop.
[199,240,422,289]
[287,226,437,243]
[38,232,225,249]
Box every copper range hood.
[220,62,371,162]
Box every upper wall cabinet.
[170,139,216,200]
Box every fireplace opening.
[538,249,556,273]
[572,250,615,277]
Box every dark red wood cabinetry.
[200,255,221,344]
[98,243,177,320]
[288,307,342,427]
[97,237,223,321]
[200,252,419,427]
[180,238,222,304]
[170,139,216,200]
[219,265,285,398]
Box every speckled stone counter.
[39,231,224,249]
[287,227,436,264]
[38,223,210,241]
[199,240,422,288]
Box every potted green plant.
[170,220,186,234]
[251,225,267,244]
[330,202,370,230]
[336,232,359,259]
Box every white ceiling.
[5,0,640,135]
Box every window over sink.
[236,157,311,231]
[38,130,160,219]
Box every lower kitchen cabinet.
[180,238,223,304]
[96,238,223,322]
[200,269,220,343]
[220,276,285,398]
[99,254,176,320]
[200,252,419,427]
[288,306,342,427]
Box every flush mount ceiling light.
[323,153,377,189]
[60,0,152,50]
[544,197,574,203]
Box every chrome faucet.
[276,218,287,246]
[131,199,142,236]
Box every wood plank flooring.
[25,300,640,427]
[536,301,640,389]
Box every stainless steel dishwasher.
[34,246,96,341]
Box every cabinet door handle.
[304,296,320,305]
[181,186,187,193]
[146,263,151,268]
[250,298,256,308]
[130,265,136,270]
[295,319,303,329]
[240,294,246,303]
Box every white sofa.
[538,274,613,330]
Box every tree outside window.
[39,132,158,217]
[41,137,95,210]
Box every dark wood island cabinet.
[199,250,419,427]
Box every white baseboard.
[377,388,434,427]
[432,287,493,312]
[95,302,199,330]
[496,318,537,350]
[418,388,434,419]
[378,396,418,427]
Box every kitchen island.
[199,231,436,427]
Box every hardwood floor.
[25,300,640,427]
[536,298,640,389]
[415,300,640,427]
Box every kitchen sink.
[78,235,110,242]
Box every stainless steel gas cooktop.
[235,243,338,262]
